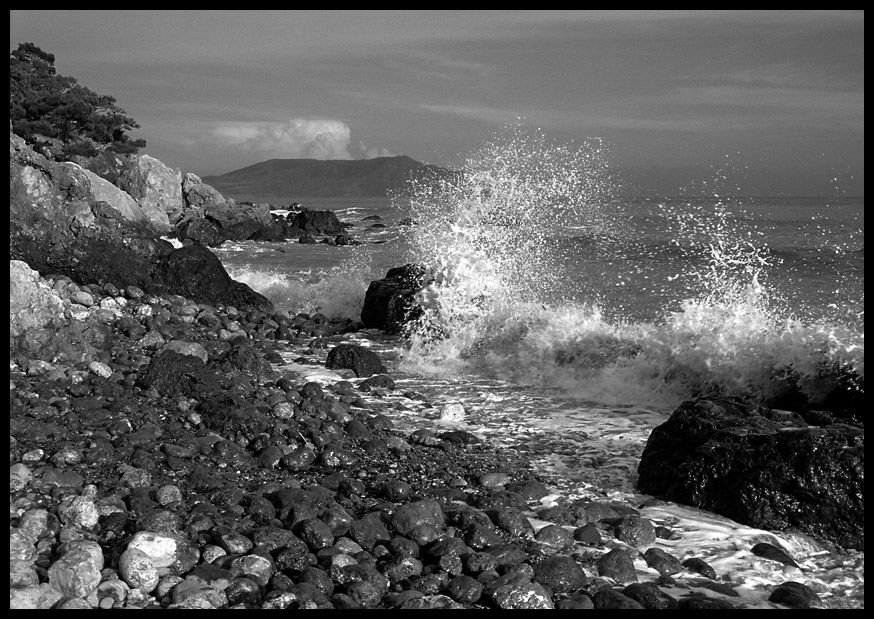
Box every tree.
[9,42,146,159]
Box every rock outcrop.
[360,265,434,334]
[116,154,180,230]
[9,131,271,311]
[286,208,343,237]
[636,397,863,549]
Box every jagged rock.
[11,133,267,311]
[175,202,283,246]
[286,208,343,237]
[637,397,863,549]
[360,264,434,334]
[116,154,181,227]
[181,172,228,210]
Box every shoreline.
[10,268,857,609]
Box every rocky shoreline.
[10,264,833,610]
[9,127,858,609]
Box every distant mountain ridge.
[202,155,450,200]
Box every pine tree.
[9,42,146,159]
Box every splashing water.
[227,251,379,321]
[397,128,864,409]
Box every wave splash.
[398,128,864,410]
[227,252,378,321]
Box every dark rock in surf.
[751,542,800,569]
[636,397,863,549]
[325,344,387,378]
[286,208,343,237]
[152,244,272,310]
[768,581,822,608]
[360,264,434,334]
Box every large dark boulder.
[152,245,271,310]
[636,398,863,549]
[286,208,343,237]
[360,264,434,334]
[325,344,387,377]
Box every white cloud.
[213,119,354,159]
[359,140,397,159]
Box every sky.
[9,10,864,196]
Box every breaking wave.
[396,127,864,409]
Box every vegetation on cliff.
[9,42,146,160]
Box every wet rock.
[325,344,386,377]
[596,548,638,583]
[622,582,679,609]
[614,515,656,548]
[360,264,433,334]
[504,479,550,501]
[391,499,445,537]
[231,554,275,588]
[593,587,646,609]
[489,507,533,538]
[573,523,602,545]
[681,556,717,579]
[643,547,683,576]
[769,581,822,608]
[533,554,587,593]
[637,397,864,549]
[556,593,595,609]
[399,594,466,609]
[298,518,335,551]
[534,523,574,550]
[492,580,555,609]
[358,374,395,391]
[445,573,484,604]
[679,595,736,609]
[751,542,800,569]
[348,514,392,550]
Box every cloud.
[213,119,354,159]
[359,140,397,159]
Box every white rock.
[119,548,159,593]
[88,361,113,378]
[126,531,179,568]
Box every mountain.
[201,155,450,200]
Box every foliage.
[9,42,146,160]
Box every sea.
[205,133,864,608]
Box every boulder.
[152,244,272,310]
[325,344,386,377]
[9,260,111,362]
[116,154,181,227]
[9,260,65,344]
[286,208,343,237]
[182,172,228,210]
[360,264,434,334]
[176,203,289,245]
[636,397,863,549]
[71,164,154,228]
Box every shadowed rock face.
[360,264,434,334]
[637,397,863,549]
[9,132,271,311]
